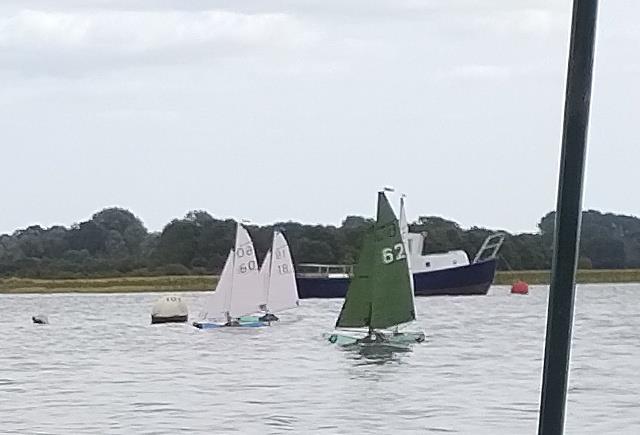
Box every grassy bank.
[495,269,640,285]
[0,276,218,294]
[2,269,640,294]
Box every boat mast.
[225,222,240,323]
[538,1,598,434]
[265,230,276,313]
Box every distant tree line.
[1,207,639,279]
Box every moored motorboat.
[297,197,504,298]
[296,257,499,298]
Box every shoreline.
[2,270,640,294]
[493,269,640,285]
[0,276,218,294]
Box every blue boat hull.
[296,258,497,298]
[192,321,267,329]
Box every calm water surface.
[1,284,639,434]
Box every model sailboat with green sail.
[327,191,425,346]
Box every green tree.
[154,219,198,267]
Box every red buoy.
[511,280,529,295]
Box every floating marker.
[511,280,529,295]
[151,295,188,324]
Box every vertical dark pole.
[538,1,598,434]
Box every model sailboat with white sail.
[327,191,425,346]
[192,223,266,329]
[257,230,299,322]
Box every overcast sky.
[1,1,638,235]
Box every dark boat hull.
[296,259,497,298]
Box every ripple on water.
[0,286,639,434]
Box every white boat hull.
[325,330,425,347]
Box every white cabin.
[404,231,504,275]
[297,232,504,278]
[404,232,470,274]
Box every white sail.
[399,195,416,295]
[259,249,272,310]
[228,223,263,318]
[399,195,409,244]
[201,249,234,321]
[265,230,299,313]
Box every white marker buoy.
[151,295,188,324]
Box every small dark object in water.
[32,315,48,325]
[259,313,279,322]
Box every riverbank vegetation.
[3,270,640,294]
[0,276,217,294]
[2,207,640,280]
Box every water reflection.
[345,343,412,365]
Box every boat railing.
[296,263,354,277]
[472,233,506,263]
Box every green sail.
[335,192,416,329]
[334,232,376,328]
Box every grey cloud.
[0,9,322,76]
[1,1,639,235]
